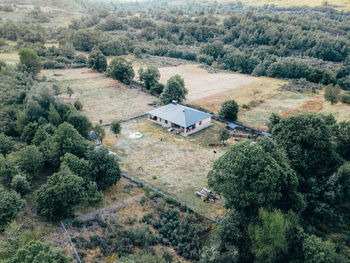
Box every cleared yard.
[105,117,237,219]
[41,68,158,124]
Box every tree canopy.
[18,48,42,75]
[219,100,239,121]
[106,56,135,84]
[160,75,188,104]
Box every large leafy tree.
[160,75,188,104]
[88,46,107,72]
[87,146,121,190]
[324,84,340,104]
[0,133,14,155]
[52,122,88,157]
[18,48,42,75]
[333,121,350,161]
[219,99,239,121]
[0,187,23,229]
[208,137,305,217]
[302,235,337,263]
[138,66,160,90]
[36,167,85,221]
[16,145,44,179]
[11,241,70,263]
[106,56,135,84]
[67,112,92,138]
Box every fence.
[61,221,82,263]
[102,113,148,127]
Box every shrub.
[74,100,83,110]
[11,174,31,196]
[219,99,239,121]
[340,92,350,104]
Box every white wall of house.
[184,117,212,136]
[148,115,212,136]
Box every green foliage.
[340,92,350,104]
[88,46,107,72]
[248,209,288,263]
[67,112,92,138]
[36,167,85,221]
[93,124,105,143]
[48,104,62,126]
[106,57,135,84]
[32,126,49,146]
[87,146,121,190]
[73,29,103,52]
[110,120,121,136]
[200,41,224,60]
[67,87,74,98]
[16,145,44,178]
[21,122,38,144]
[208,137,304,217]
[11,174,31,196]
[0,222,24,260]
[74,100,83,111]
[0,155,18,186]
[218,128,230,144]
[0,186,23,229]
[219,99,239,121]
[0,133,14,155]
[118,252,166,263]
[333,162,350,202]
[138,66,160,90]
[303,235,337,263]
[160,75,188,104]
[11,240,71,263]
[18,48,42,75]
[52,122,87,157]
[333,121,350,160]
[324,84,341,104]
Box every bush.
[11,174,31,196]
[0,186,23,229]
[106,57,135,84]
[110,120,121,136]
[340,92,350,104]
[219,99,239,121]
[74,100,83,111]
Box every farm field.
[105,117,239,219]
[158,63,350,129]
[41,68,158,124]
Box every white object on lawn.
[129,132,143,139]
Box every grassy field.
[105,117,240,219]
[41,68,158,124]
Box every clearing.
[105,117,244,219]
[41,68,157,124]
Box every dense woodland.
[0,0,350,262]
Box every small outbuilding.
[147,102,212,136]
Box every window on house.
[165,120,168,124]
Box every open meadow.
[41,68,158,124]
[105,117,238,219]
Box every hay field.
[105,117,237,219]
[41,68,157,124]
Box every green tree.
[88,46,107,72]
[67,112,92,138]
[138,66,160,90]
[87,146,121,190]
[106,57,135,84]
[48,104,62,126]
[333,162,350,202]
[52,122,87,157]
[74,100,83,111]
[36,167,85,221]
[218,127,230,145]
[324,84,340,104]
[248,209,288,263]
[303,235,337,263]
[11,241,70,263]
[11,174,31,196]
[110,120,121,136]
[93,124,105,143]
[0,222,24,260]
[21,122,38,144]
[18,48,42,75]
[0,186,23,229]
[208,137,304,217]
[200,41,224,60]
[0,133,14,155]
[0,155,18,186]
[32,127,49,146]
[39,136,60,168]
[160,75,188,104]
[67,87,74,98]
[219,100,239,121]
[16,145,44,179]
[333,121,350,160]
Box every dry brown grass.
[0,51,19,65]
[41,68,158,124]
[105,117,233,219]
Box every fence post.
[61,221,82,263]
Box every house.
[147,102,212,136]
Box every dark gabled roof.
[147,103,211,127]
